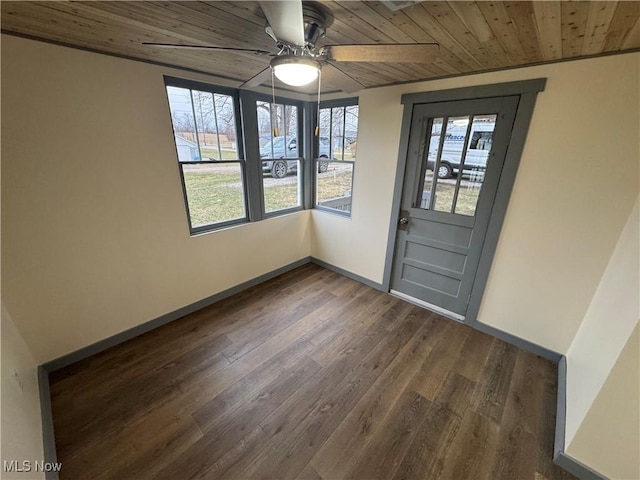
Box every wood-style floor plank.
[310,311,441,479]
[49,264,576,480]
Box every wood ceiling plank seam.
[347,61,417,84]
[322,66,386,88]
[108,1,275,51]
[27,2,265,77]
[532,1,563,61]
[52,2,202,42]
[322,55,396,83]
[363,2,464,74]
[421,2,504,70]
[324,0,398,43]
[431,58,461,76]
[446,1,513,67]
[161,1,275,50]
[319,58,390,87]
[148,50,268,79]
[416,61,450,78]
[560,1,589,58]
[41,2,270,55]
[12,1,117,35]
[1,7,266,85]
[0,5,187,53]
[477,1,531,65]
[603,1,640,51]
[66,2,222,43]
[2,26,258,83]
[581,1,619,56]
[621,16,640,50]
[408,3,486,70]
[75,1,275,79]
[199,1,266,28]
[333,0,417,43]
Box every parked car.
[261,136,331,178]
[426,121,495,179]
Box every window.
[420,114,497,217]
[315,102,359,215]
[257,100,302,214]
[164,78,358,233]
[166,80,246,233]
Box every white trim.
[389,289,465,322]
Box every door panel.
[391,96,518,317]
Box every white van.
[426,121,495,178]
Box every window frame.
[164,76,360,234]
[165,76,248,235]
[253,94,306,218]
[314,98,359,218]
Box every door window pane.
[420,117,442,209]
[454,114,497,216]
[419,114,497,217]
[433,116,470,213]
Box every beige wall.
[565,198,639,446]
[312,52,640,354]
[567,324,640,480]
[1,35,311,363]
[1,304,45,480]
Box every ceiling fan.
[143,0,439,93]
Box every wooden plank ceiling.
[2,1,639,93]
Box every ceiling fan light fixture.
[271,56,320,87]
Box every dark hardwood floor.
[49,264,576,480]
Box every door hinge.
[466,293,471,306]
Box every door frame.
[382,79,546,326]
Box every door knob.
[399,217,409,225]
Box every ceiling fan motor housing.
[302,1,334,48]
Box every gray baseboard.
[309,257,384,291]
[470,320,562,363]
[36,258,603,480]
[553,356,608,480]
[37,256,312,474]
[37,366,59,480]
[41,256,311,373]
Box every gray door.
[390,96,518,318]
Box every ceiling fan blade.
[325,44,439,63]
[322,63,364,94]
[240,67,272,89]
[258,1,305,46]
[142,42,273,55]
